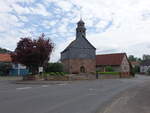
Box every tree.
[128,55,137,62]
[105,66,114,72]
[0,47,11,53]
[45,63,63,72]
[128,55,142,63]
[0,63,12,76]
[11,33,54,75]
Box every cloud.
[1,0,150,62]
[12,3,51,16]
[30,4,51,16]
[56,1,73,11]
[12,3,31,14]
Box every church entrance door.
[80,66,86,73]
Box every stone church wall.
[62,59,96,74]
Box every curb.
[15,80,72,85]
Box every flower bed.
[42,72,70,81]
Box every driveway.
[0,74,149,113]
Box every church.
[61,19,96,74]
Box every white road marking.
[57,83,67,86]
[16,87,32,90]
[87,94,97,96]
[41,85,49,87]
[88,88,97,91]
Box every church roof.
[61,19,96,54]
[61,34,96,53]
[77,19,84,24]
[96,53,127,66]
[61,40,75,53]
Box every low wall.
[120,72,131,78]
[98,72,131,79]
[98,74,120,79]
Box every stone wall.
[62,59,96,74]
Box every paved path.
[0,75,150,113]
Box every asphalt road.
[0,75,150,113]
[100,76,150,113]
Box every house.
[0,53,12,75]
[140,60,150,74]
[0,53,28,76]
[0,53,12,63]
[61,19,96,74]
[131,61,140,68]
[96,53,131,77]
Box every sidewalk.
[15,80,72,85]
[100,80,150,113]
[0,76,22,81]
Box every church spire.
[76,19,86,39]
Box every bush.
[45,72,65,76]
[60,72,65,76]
[134,66,140,73]
[147,68,150,75]
[105,66,114,72]
[130,67,135,77]
[55,72,60,76]
[45,63,63,72]
[49,72,56,76]
[0,63,12,76]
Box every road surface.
[0,75,149,113]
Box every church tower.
[61,19,96,74]
[76,19,86,38]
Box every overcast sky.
[0,0,150,62]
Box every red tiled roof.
[131,61,140,66]
[0,53,12,62]
[96,53,126,66]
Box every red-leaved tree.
[11,33,54,75]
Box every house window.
[80,66,86,73]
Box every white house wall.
[140,66,150,73]
[121,56,130,72]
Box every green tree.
[45,63,63,72]
[0,48,11,53]
[0,63,12,76]
[128,55,137,61]
[105,66,114,72]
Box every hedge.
[45,63,63,72]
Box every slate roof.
[0,53,12,62]
[96,53,126,66]
[61,40,75,53]
[61,34,96,53]
[140,60,150,66]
